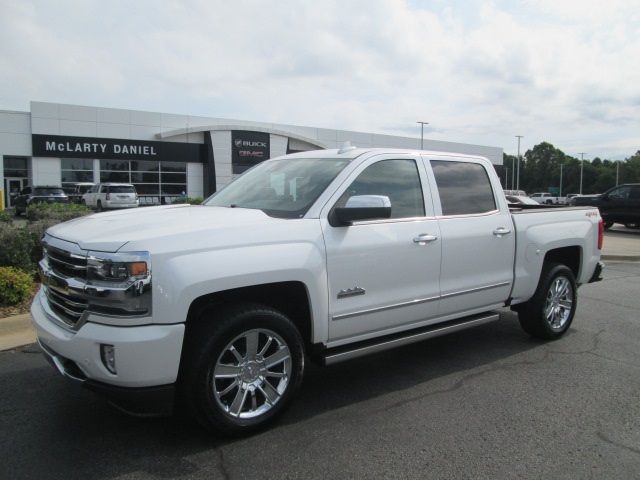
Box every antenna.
[338,141,357,154]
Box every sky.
[1,0,639,159]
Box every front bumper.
[31,289,184,413]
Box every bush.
[0,210,12,223]
[171,197,203,205]
[0,223,36,273]
[0,267,33,306]
[26,202,91,222]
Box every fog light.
[100,344,117,374]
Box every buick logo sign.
[234,139,243,148]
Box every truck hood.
[47,205,280,252]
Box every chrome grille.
[44,286,88,327]
[44,245,87,280]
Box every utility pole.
[616,160,620,186]
[505,168,509,188]
[511,157,515,191]
[417,121,429,150]
[578,152,587,194]
[516,135,523,191]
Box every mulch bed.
[0,283,40,319]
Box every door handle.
[413,233,438,244]
[493,227,512,237]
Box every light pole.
[616,160,620,186]
[417,121,429,150]
[578,152,587,194]
[516,135,523,191]
[505,167,509,188]
[559,163,563,197]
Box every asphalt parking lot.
[1,262,639,479]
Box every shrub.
[0,223,36,273]
[0,210,12,223]
[26,202,91,222]
[171,197,203,205]
[0,266,33,306]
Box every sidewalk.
[602,225,640,261]
[0,313,35,352]
[0,227,637,352]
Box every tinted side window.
[630,187,640,200]
[609,186,631,199]
[336,159,425,219]
[431,161,496,216]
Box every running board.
[321,312,501,366]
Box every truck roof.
[279,147,490,162]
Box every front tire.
[96,200,103,212]
[518,263,577,340]
[179,304,305,436]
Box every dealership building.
[0,101,502,209]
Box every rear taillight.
[597,219,604,250]
[106,193,111,200]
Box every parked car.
[82,183,139,211]
[505,195,540,206]
[32,148,603,435]
[503,189,528,197]
[530,192,566,205]
[64,182,95,204]
[571,183,640,229]
[13,186,69,216]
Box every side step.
[321,312,501,366]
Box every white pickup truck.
[31,147,604,435]
[530,192,567,205]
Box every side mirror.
[332,195,392,226]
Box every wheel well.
[544,246,581,278]
[185,281,313,347]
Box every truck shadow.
[0,310,552,479]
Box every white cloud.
[0,0,638,158]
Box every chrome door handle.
[413,234,438,244]
[493,227,512,237]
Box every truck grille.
[44,286,88,327]
[42,242,89,328]
[44,245,88,280]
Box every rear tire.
[96,200,103,212]
[603,221,613,230]
[518,262,577,340]
[179,303,305,436]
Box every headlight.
[85,251,152,317]
[87,252,150,283]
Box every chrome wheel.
[544,276,573,331]
[213,328,292,419]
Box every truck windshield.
[205,158,349,218]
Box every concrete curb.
[601,254,640,262]
[0,313,36,352]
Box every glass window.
[431,161,496,216]
[158,162,186,172]
[62,158,94,170]
[4,156,28,177]
[608,186,631,200]
[101,171,130,183]
[206,158,349,218]
[133,184,160,195]
[335,159,425,219]
[160,172,186,183]
[100,160,130,171]
[107,185,136,193]
[62,170,94,183]
[33,187,64,195]
[130,160,159,172]
[161,184,187,195]
[130,171,160,183]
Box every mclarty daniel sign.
[231,131,270,173]
[32,134,205,163]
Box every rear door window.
[107,185,136,194]
[431,160,496,216]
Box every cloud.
[0,0,638,159]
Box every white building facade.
[1,101,503,209]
